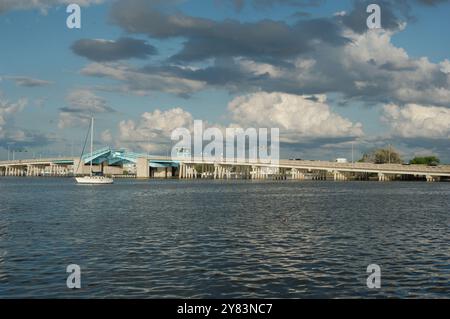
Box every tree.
[409,156,440,165]
[359,147,402,164]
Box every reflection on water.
[0,178,448,298]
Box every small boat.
[76,175,114,184]
[75,117,113,185]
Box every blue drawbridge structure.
[81,147,179,168]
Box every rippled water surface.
[0,178,449,298]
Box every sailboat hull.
[75,176,114,184]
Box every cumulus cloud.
[110,0,348,62]
[158,29,450,106]
[93,0,450,106]
[118,108,194,152]
[71,37,157,62]
[114,91,364,155]
[228,92,363,143]
[58,89,115,128]
[382,103,450,139]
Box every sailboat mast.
[90,117,94,176]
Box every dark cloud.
[71,37,157,62]
[417,0,449,5]
[87,0,450,108]
[172,18,348,62]
[225,0,325,12]
[0,132,51,150]
[340,0,405,33]
[341,0,450,34]
[378,62,418,72]
[110,0,349,62]
[290,11,312,19]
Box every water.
[0,178,448,298]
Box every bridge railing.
[170,156,450,174]
[279,160,450,173]
[0,157,76,166]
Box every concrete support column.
[426,175,440,182]
[136,158,150,179]
[213,165,218,179]
[179,163,183,179]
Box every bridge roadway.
[0,157,77,177]
[161,157,450,182]
[1,156,450,181]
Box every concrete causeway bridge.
[1,147,450,182]
[175,158,450,182]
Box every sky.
[0,0,450,161]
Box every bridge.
[173,157,450,182]
[1,147,450,182]
[0,147,179,178]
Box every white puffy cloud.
[440,59,450,75]
[236,58,283,78]
[382,103,450,139]
[290,28,450,107]
[114,91,365,154]
[118,107,194,152]
[228,92,364,143]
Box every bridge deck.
[1,156,450,178]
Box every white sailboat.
[75,117,114,184]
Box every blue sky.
[1,0,450,161]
